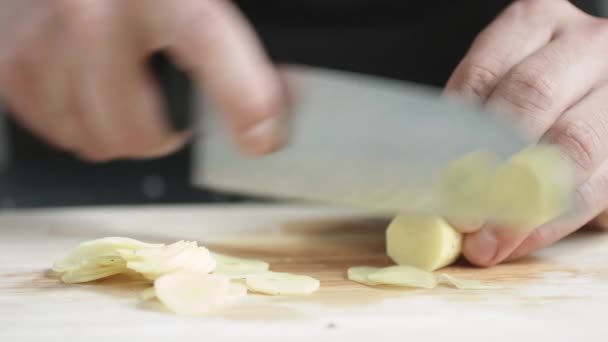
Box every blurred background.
[0,0,604,209]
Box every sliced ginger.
[347,266,380,286]
[154,273,232,315]
[54,237,319,315]
[489,144,572,227]
[348,265,436,289]
[245,271,320,295]
[211,252,269,278]
[434,151,499,220]
[53,237,160,273]
[119,241,215,280]
[60,264,127,284]
[366,265,437,289]
[347,265,499,290]
[437,273,500,290]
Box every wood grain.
[1,204,608,341]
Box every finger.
[464,80,608,266]
[502,81,608,261]
[0,40,76,150]
[463,224,532,267]
[70,8,185,161]
[507,159,608,261]
[540,84,608,186]
[35,20,84,151]
[445,0,557,100]
[486,32,608,138]
[138,0,286,155]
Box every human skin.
[1,0,607,265]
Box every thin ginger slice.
[438,273,500,290]
[53,237,161,273]
[211,252,269,278]
[347,266,380,286]
[366,265,437,289]
[154,273,231,315]
[120,241,215,280]
[245,271,320,295]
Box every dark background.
[0,0,602,208]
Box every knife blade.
[191,65,530,216]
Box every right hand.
[0,0,286,161]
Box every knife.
[187,64,536,217]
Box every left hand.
[445,0,608,266]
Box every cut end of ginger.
[434,150,499,220]
[386,214,462,271]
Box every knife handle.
[149,52,193,132]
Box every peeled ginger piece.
[53,237,160,273]
[438,273,500,290]
[386,214,462,271]
[211,252,269,278]
[434,151,499,220]
[154,273,232,315]
[245,271,320,295]
[347,266,380,286]
[489,145,572,227]
[367,265,437,289]
[120,241,215,280]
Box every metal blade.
[192,65,528,215]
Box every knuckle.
[546,121,600,175]
[173,3,224,53]
[577,172,608,212]
[458,62,502,98]
[495,67,555,114]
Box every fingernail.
[463,227,498,266]
[240,117,281,154]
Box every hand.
[445,0,608,266]
[0,0,285,161]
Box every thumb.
[461,225,533,266]
[133,0,287,155]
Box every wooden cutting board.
[1,204,608,341]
